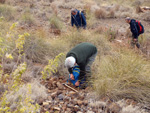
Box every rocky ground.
[1,0,150,113]
[38,76,148,113]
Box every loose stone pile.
[38,76,147,113]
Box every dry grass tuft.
[117,99,146,113]
[108,9,115,18]
[136,6,144,13]
[50,15,63,30]
[142,12,150,21]
[95,26,104,34]
[132,0,142,7]
[51,4,58,16]
[0,4,16,20]
[20,9,34,25]
[84,4,91,14]
[24,34,51,63]
[105,28,117,41]
[93,47,150,107]
[114,4,120,11]
[6,80,48,111]
[95,8,107,19]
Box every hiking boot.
[136,43,140,48]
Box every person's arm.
[68,68,73,74]
[81,13,86,29]
[69,67,80,81]
[130,22,138,39]
[72,67,80,80]
[71,15,74,27]
[68,68,74,80]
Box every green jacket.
[66,42,97,73]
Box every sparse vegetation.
[50,15,63,30]
[105,28,117,41]
[95,8,107,19]
[20,9,34,25]
[24,34,51,63]
[0,4,15,20]
[0,0,150,112]
[41,53,65,80]
[108,10,115,18]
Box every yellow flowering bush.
[42,52,65,80]
[0,22,40,113]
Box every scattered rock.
[68,91,78,97]
[43,102,49,106]
[37,98,44,105]
[77,100,83,106]
[64,96,70,102]
[73,105,80,112]
[107,103,121,113]
[48,96,53,101]
[70,99,77,105]
[51,92,57,99]
[78,94,85,100]
[58,94,64,100]
[53,107,61,111]
[87,110,94,113]
[40,76,148,112]
[77,111,83,113]
[84,100,88,106]
[56,82,64,90]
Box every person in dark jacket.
[71,9,86,29]
[65,42,97,87]
[125,17,144,48]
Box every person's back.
[129,19,144,38]
[71,9,86,29]
[66,42,97,71]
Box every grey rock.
[58,94,64,100]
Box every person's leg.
[85,52,97,73]
[79,52,97,89]
[131,38,135,48]
[135,37,140,49]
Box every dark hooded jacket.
[71,9,86,29]
[66,42,97,74]
[130,19,144,39]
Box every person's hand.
[70,74,75,80]
[75,81,80,86]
